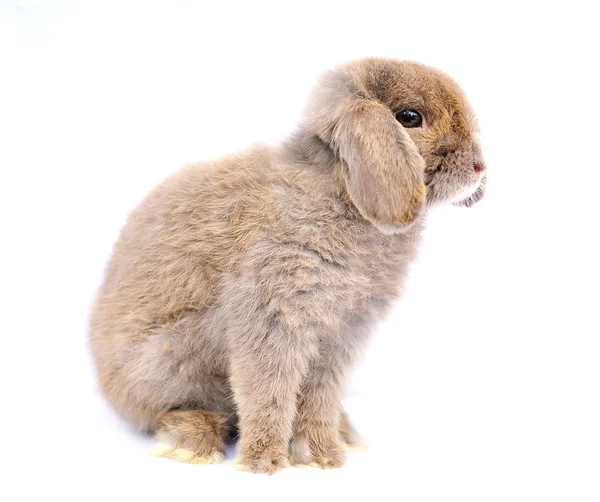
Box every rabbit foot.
[339,409,368,451]
[151,443,225,465]
[150,409,227,465]
[231,452,289,474]
[289,435,345,469]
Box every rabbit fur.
[89,57,486,473]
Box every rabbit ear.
[331,99,426,234]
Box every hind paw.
[151,409,227,465]
[151,442,225,465]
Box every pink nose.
[474,162,485,174]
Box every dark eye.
[395,109,423,128]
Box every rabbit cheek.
[425,147,485,206]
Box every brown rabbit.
[89,57,486,474]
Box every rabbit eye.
[395,109,423,128]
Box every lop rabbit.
[89,58,486,473]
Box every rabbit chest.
[234,178,425,339]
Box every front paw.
[233,447,289,474]
[289,434,345,469]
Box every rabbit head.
[301,58,486,234]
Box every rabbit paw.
[150,409,226,465]
[151,443,225,465]
[339,412,368,452]
[232,451,289,474]
[289,435,345,469]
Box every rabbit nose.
[473,161,485,174]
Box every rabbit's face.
[304,58,486,234]
[364,61,487,208]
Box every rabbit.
[89,57,487,474]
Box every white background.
[1,1,599,500]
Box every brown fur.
[89,57,485,473]
[155,410,227,459]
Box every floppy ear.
[331,99,426,234]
